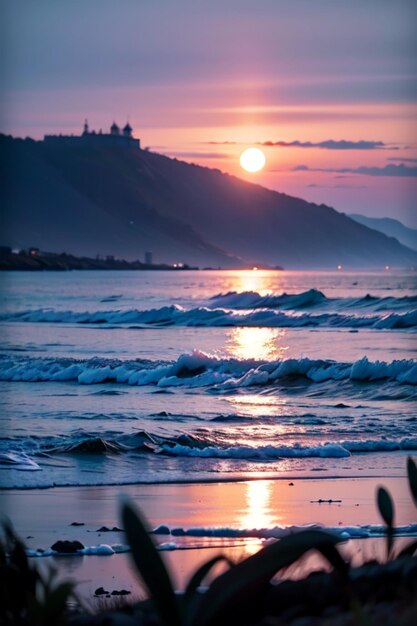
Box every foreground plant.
[378,455,417,561]
[2,457,417,625]
[121,456,417,626]
[121,499,346,626]
[0,522,76,626]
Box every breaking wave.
[1,351,416,387]
[3,431,417,468]
[209,288,328,309]
[209,289,417,312]
[1,304,416,329]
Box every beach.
[1,473,416,600]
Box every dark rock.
[51,539,85,553]
[152,525,170,535]
[96,526,124,532]
[70,521,85,526]
[111,589,131,596]
[289,482,294,486]
[94,587,110,596]
[65,438,124,454]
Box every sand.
[1,475,415,602]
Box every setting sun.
[240,147,266,173]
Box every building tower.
[123,122,133,138]
[110,122,120,136]
[83,119,89,135]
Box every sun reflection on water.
[227,327,288,361]
[233,269,283,294]
[228,393,288,418]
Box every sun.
[240,147,266,173]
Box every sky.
[2,0,417,227]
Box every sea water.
[0,269,416,490]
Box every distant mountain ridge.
[350,214,417,252]
[1,133,416,268]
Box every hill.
[350,214,417,252]
[1,134,416,268]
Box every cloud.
[208,139,388,150]
[260,139,386,150]
[293,163,417,177]
[306,183,367,189]
[162,151,230,160]
[387,157,417,163]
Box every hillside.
[350,214,417,252]
[1,134,416,268]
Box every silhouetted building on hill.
[44,120,140,149]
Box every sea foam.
[1,352,416,388]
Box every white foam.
[162,442,351,459]
[25,523,417,559]
[0,451,41,471]
[158,542,178,551]
[82,544,115,555]
[153,523,417,540]
[1,352,416,388]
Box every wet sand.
[1,475,415,601]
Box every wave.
[155,436,417,460]
[159,438,417,459]
[1,352,416,388]
[1,304,416,329]
[209,288,328,309]
[209,289,417,312]
[3,431,417,468]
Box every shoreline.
[0,470,412,491]
[2,475,415,599]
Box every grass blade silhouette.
[192,529,343,626]
[407,456,417,507]
[121,499,181,626]
[377,486,395,559]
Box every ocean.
[0,269,416,491]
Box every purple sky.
[2,0,416,226]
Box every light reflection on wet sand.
[2,474,415,598]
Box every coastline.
[0,249,199,271]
